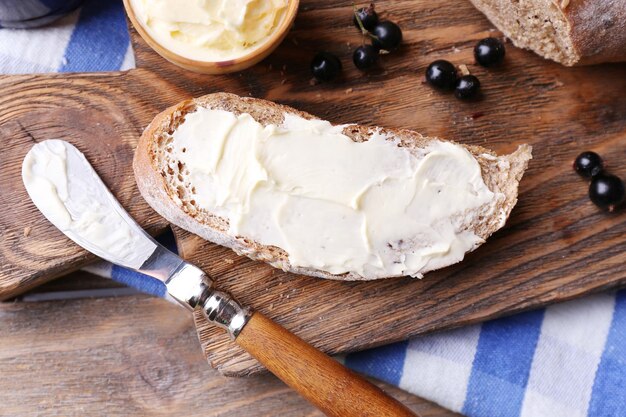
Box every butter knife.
[22,140,417,417]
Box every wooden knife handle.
[236,312,418,417]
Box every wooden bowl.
[123,0,299,74]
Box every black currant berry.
[474,37,506,67]
[589,174,625,210]
[426,60,457,91]
[371,21,402,51]
[455,75,481,99]
[353,4,379,32]
[574,151,604,178]
[353,45,379,70]
[311,52,342,82]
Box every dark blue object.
[109,229,178,299]
[463,309,545,416]
[588,290,626,415]
[58,0,129,72]
[0,0,84,28]
[345,340,409,386]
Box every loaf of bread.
[469,0,626,66]
[134,93,531,280]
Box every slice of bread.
[469,0,626,66]
[134,93,531,281]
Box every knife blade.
[21,139,212,309]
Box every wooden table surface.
[0,272,460,417]
[0,1,466,414]
[3,0,626,414]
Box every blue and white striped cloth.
[0,0,133,73]
[4,2,625,416]
[347,291,626,416]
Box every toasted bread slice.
[134,93,531,280]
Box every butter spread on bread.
[134,93,532,280]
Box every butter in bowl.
[123,0,299,74]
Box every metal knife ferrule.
[145,251,250,337]
[202,291,250,339]
[164,263,250,338]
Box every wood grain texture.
[0,0,625,378]
[0,281,458,417]
[237,312,417,417]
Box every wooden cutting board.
[1,0,625,376]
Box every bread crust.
[565,0,626,65]
[469,0,626,66]
[134,93,531,281]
